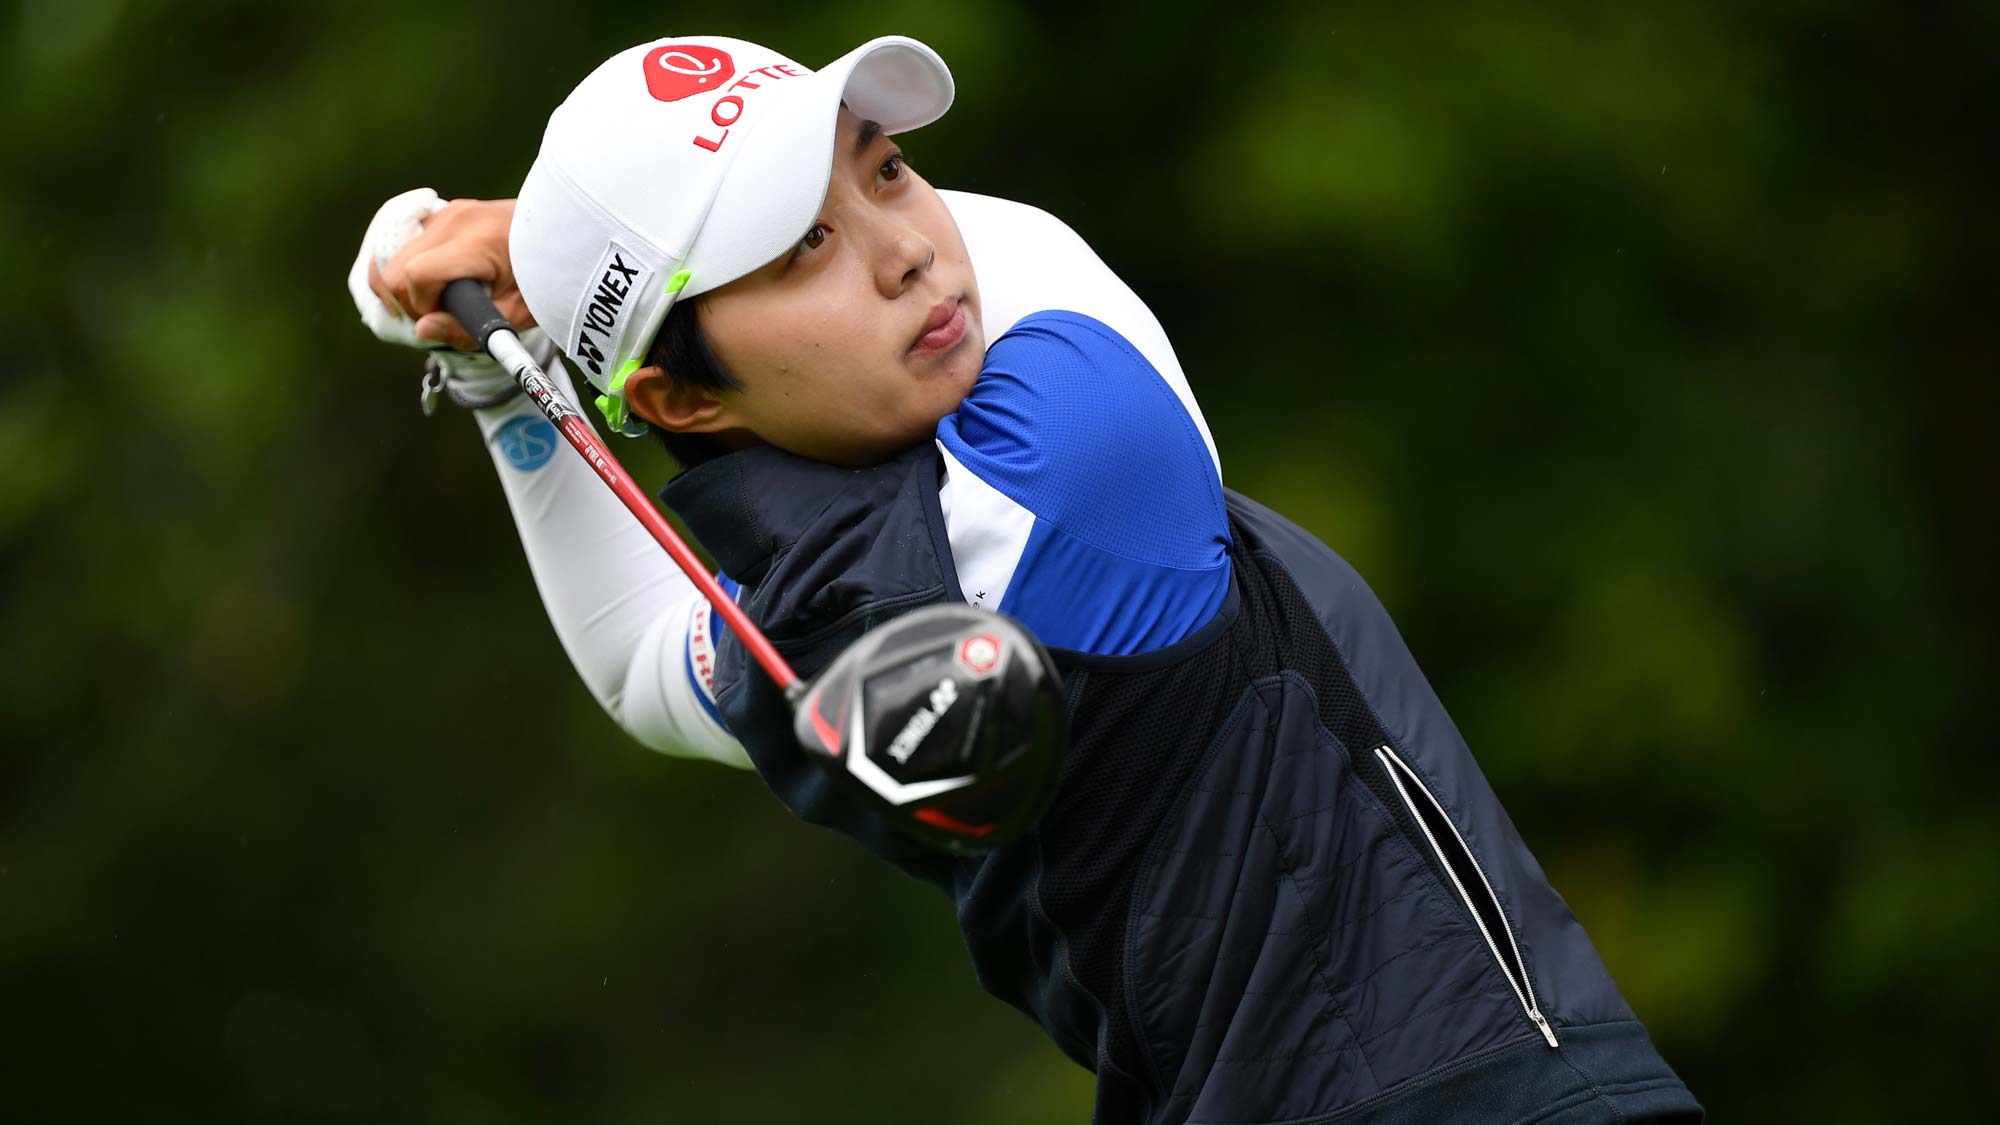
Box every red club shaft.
[441,279,802,702]
[536,401,803,697]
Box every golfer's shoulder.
[934,306,1230,655]
[933,192,1228,653]
[944,309,1222,550]
[938,191,1226,570]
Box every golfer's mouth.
[910,296,967,356]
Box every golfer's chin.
[911,330,984,402]
[914,362,982,429]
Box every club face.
[793,605,1065,854]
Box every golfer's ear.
[622,364,737,433]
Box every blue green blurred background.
[3,0,1994,1119]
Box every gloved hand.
[347,188,542,402]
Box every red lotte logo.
[643,44,734,102]
[641,42,809,153]
[640,44,736,102]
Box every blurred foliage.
[3,0,1995,1120]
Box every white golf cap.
[511,34,954,434]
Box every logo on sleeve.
[643,44,735,102]
[689,603,718,698]
[492,416,558,472]
[567,241,653,378]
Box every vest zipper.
[1373,744,1558,1048]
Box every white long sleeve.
[472,354,749,769]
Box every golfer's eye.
[795,223,828,256]
[877,152,905,185]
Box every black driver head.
[793,604,1065,854]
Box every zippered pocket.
[1372,743,1559,1048]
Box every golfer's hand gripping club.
[440,280,1065,853]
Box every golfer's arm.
[469,363,750,769]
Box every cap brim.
[681,36,954,300]
[829,36,955,134]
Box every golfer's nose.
[875,219,935,298]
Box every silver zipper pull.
[1529,1009,1558,1048]
[418,358,445,417]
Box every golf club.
[441,279,1065,852]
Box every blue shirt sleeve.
[936,310,1231,656]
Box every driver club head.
[792,604,1065,854]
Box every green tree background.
[3,0,1993,1119]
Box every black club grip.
[441,279,513,353]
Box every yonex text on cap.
[511,34,954,434]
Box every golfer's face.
[693,107,984,466]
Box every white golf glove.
[347,187,545,407]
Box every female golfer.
[354,33,1701,1124]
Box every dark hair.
[641,298,740,468]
